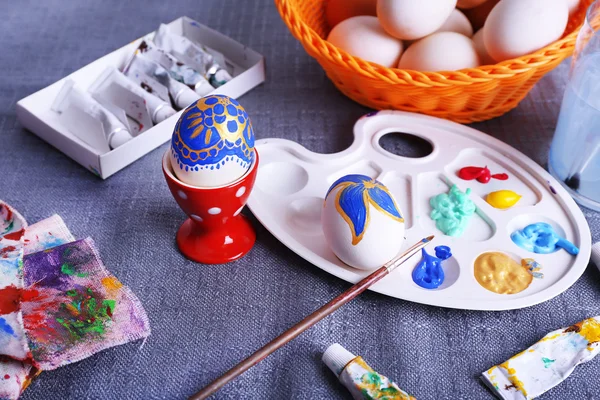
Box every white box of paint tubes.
[15,16,265,179]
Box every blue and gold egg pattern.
[325,174,404,245]
[171,95,255,171]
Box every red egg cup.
[162,150,259,264]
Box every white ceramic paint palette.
[247,111,592,311]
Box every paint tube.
[153,24,233,87]
[322,344,415,400]
[482,316,600,400]
[123,52,200,109]
[89,66,177,125]
[136,40,214,97]
[51,79,133,151]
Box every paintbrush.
[564,134,600,191]
[190,235,434,400]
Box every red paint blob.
[0,245,17,258]
[20,288,40,302]
[3,229,24,241]
[0,286,42,315]
[458,166,490,183]
[4,374,9,379]
[0,285,22,315]
[23,312,46,330]
[2,205,13,221]
[458,166,509,184]
[491,173,509,180]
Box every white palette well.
[247,111,592,311]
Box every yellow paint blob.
[474,252,533,294]
[573,318,600,344]
[499,361,528,398]
[101,276,123,295]
[486,190,522,209]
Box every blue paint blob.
[0,317,15,337]
[412,246,452,289]
[511,223,579,255]
[226,104,237,116]
[214,104,225,115]
[227,120,238,133]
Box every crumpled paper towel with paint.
[0,201,150,399]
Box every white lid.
[154,105,177,124]
[175,87,200,109]
[592,242,600,269]
[194,80,215,96]
[109,129,133,149]
[322,343,356,378]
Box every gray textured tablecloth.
[1,1,599,399]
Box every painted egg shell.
[170,95,255,188]
[322,174,405,270]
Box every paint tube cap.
[175,87,201,109]
[194,79,215,97]
[109,129,133,149]
[154,105,177,124]
[322,343,356,378]
[592,242,600,269]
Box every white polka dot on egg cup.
[162,149,260,265]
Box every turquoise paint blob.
[412,246,452,289]
[511,223,579,255]
[542,357,555,368]
[430,185,476,237]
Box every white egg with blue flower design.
[170,94,255,187]
[322,174,405,270]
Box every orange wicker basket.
[275,0,593,123]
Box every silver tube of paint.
[153,24,233,88]
[124,53,200,109]
[89,67,177,125]
[51,80,133,150]
[136,40,214,96]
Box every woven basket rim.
[275,0,588,86]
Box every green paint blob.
[362,372,382,386]
[60,263,89,278]
[542,357,555,368]
[2,221,14,235]
[430,185,476,237]
[56,288,116,339]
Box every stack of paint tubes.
[51,24,233,154]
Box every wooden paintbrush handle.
[190,266,389,400]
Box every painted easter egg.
[170,95,255,187]
[322,174,405,270]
